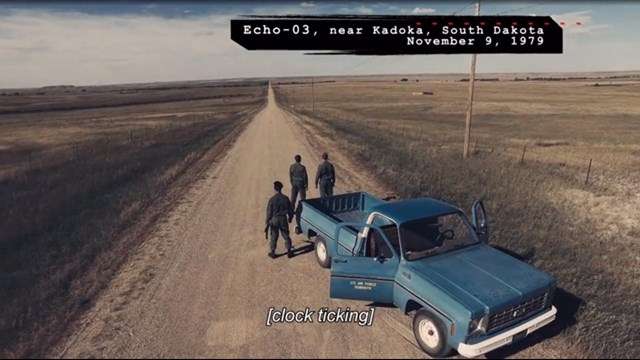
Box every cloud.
[412,7,436,15]
[551,11,612,35]
[300,2,315,7]
[0,7,636,89]
[194,30,215,36]
[0,10,240,87]
[141,4,158,14]
[356,6,374,14]
[80,57,130,63]
[335,5,376,14]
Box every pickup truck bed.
[299,192,386,249]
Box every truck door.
[471,199,490,243]
[330,224,399,304]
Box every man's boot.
[287,248,295,259]
[268,250,276,259]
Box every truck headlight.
[469,318,479,331]
[468,315,488,334]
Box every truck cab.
[299,193,557,358]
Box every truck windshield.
[400,212,479,261]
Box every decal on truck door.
[330,225,399,304]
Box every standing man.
[266,181,295,259]
[289,154,308,208]
[315,152,336,198]
[290,155,308,234]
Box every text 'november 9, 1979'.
[230,15,563,55]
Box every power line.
[494,1,555,15]
[450,0,476,15]
[311,76,315,112]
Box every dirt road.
[49,85,427,358]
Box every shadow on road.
[283,242,314,258]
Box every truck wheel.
[413,309,452,358]
[315,237,331,269]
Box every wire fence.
[274,90,611,188]
[2,117,227,183]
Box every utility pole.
[463,0,481,158]
[311,76,315,112]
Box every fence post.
[585,158,592,185]
[520,145,527,165]
[474,138,478,152]
[129,130,133,143]
[441,134,447,147]
[28,151,33,172]
[75,143,79,159]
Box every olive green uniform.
[266,193,294,252]
[315,160,336,198]
[289,162,308,207]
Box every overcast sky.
[1,1,639,88]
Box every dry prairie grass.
[0,81,267,357]
[274,76,640,359]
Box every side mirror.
[375,254,386,263]
[471,199,491,243]
[477,223,490,244]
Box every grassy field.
[274,74,640,359]
[0,81,267,357]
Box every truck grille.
[487,292,548,333]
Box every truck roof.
[370,198,461,224]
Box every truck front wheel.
[413,309,452,358]
[315,237,331,269]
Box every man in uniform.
[289,154,308,208]
[290,155,308,234]
[266,181,295,259]
[315,152,335,198]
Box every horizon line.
[3,69,640,91]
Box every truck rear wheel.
[413,309,452,358]
[315,237,331,269]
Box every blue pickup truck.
[298,192,557,358]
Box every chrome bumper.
[457,306,557,358]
